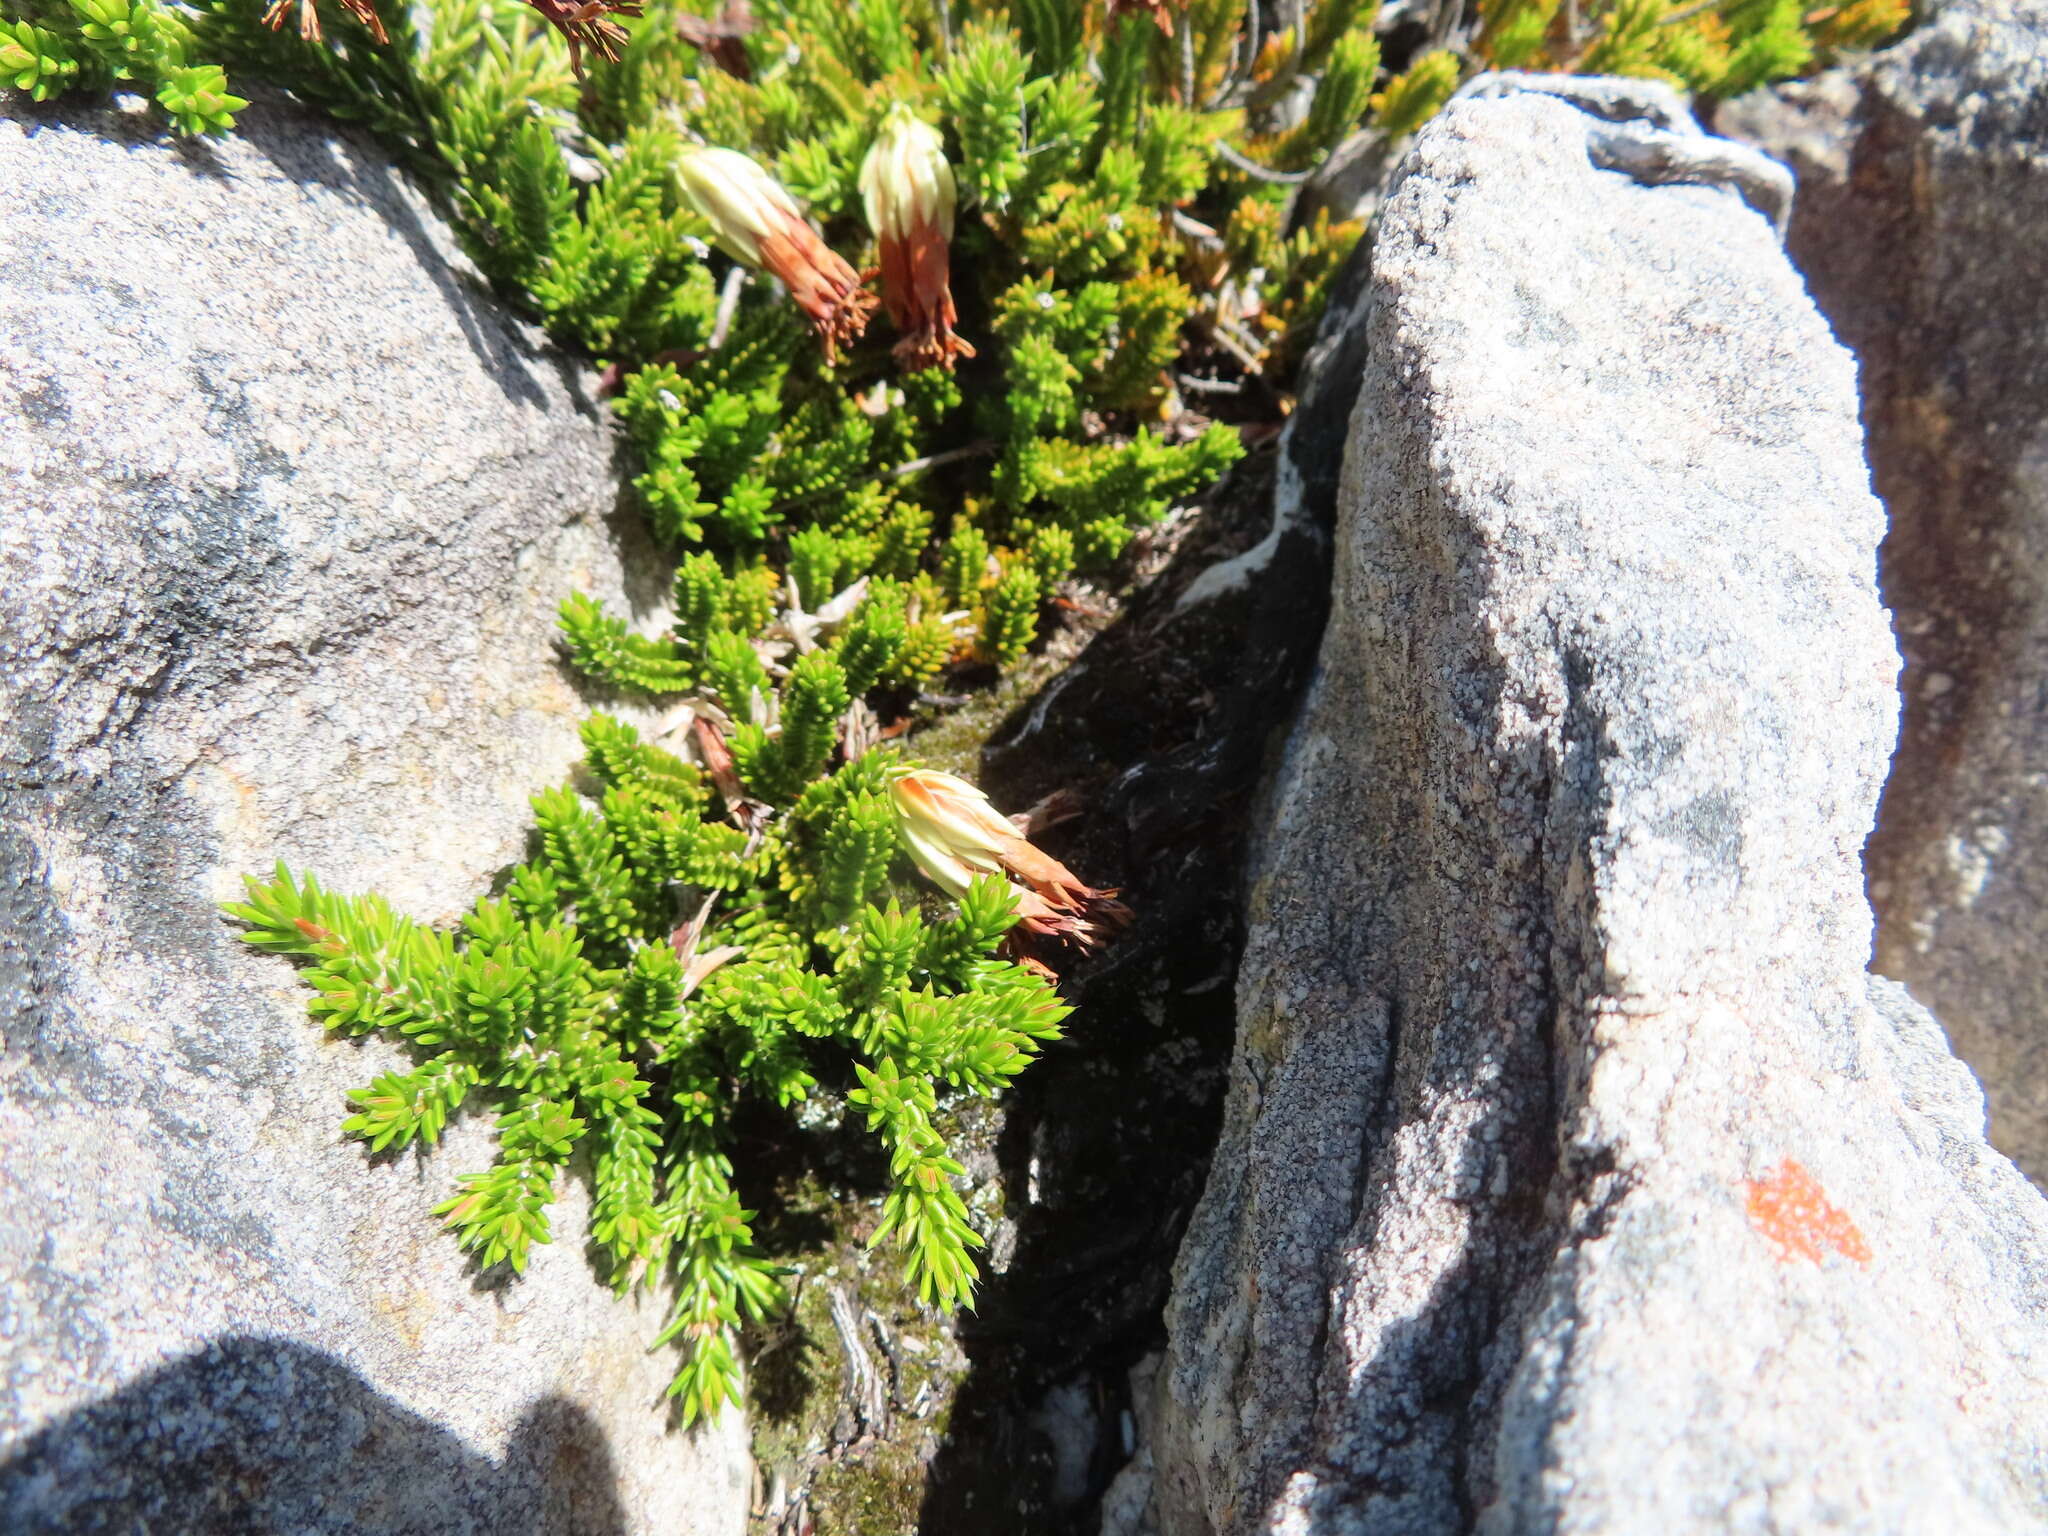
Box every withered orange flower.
[525,0,644,78]
[859,106,974,373]
[262,0,388,45]
[676,0,753,78]
[676,146,878,362]
[888,768,1128,951]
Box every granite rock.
[1721,0,2048,1184]
[1131,86,2048,1535]
[0,94,744,1534]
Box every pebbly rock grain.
[0,94,743,1534]
[1721,0,2048,1185]
[1125,85,2048,1536]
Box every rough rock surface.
[1719,0,2048,1183]
[1127,88,2048,1535]
[0,95,745,1533]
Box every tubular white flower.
[860,106,955,245]
[676,146,804,266]
[674,145,877,361]
[887,768,1128,952]
[858,106,973,372]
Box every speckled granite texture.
[1114,86,2048,1536]
[1725,0,2048,1186]
[0,92,742,1535]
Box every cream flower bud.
[677,147,804,266]
[858,106,974,372]
[888,768,1128,952]
[889,767,1018,895]
[860,106,955,245]
[675,145,877,361]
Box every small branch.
[1201,316,1268,376]
[708,265,746,350]
[1211,138,1312,184]
[1214,0,1260,108]
[881,439,998,480]
[1172,209,1226,249]
[1178,373,1247,395]
[827,1285,888,1440]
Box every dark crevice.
[913,236,1375,1535]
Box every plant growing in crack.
[0,0,1901,1432]
[228,723,1091,1421]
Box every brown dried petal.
[755,219,878,362]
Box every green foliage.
[154,59,244,129]
[0,0,245,128]
[979,560,1041,667]
[1369,48,1459,139]
[229,728,1070,1421]
[1473,0,1880,95]
[1275,28,1379,170]
[1479,0,1559,69]
[940,20,1031,212]
[1302,0,1379,74]
[0,15,81,97]
[558,591,693,696]
[120,0,1890,1436]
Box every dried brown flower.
[525,0,644,78]
[262,0,389,46]
[889,768,1130,952]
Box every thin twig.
[1220,34,1245,110]
[708,265,746,350]
[1241,0,1311,113]
[1210,137,1312,183]
[1178,373,1247,395]
[881,439,998,480]
[1240,0,1264,88]
[1201,316,1267,376]
[1172,209,1226,247]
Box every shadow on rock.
[0,1335,630,1536]
[6,89,580,414]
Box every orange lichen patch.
[1745,1158,1872,1267]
